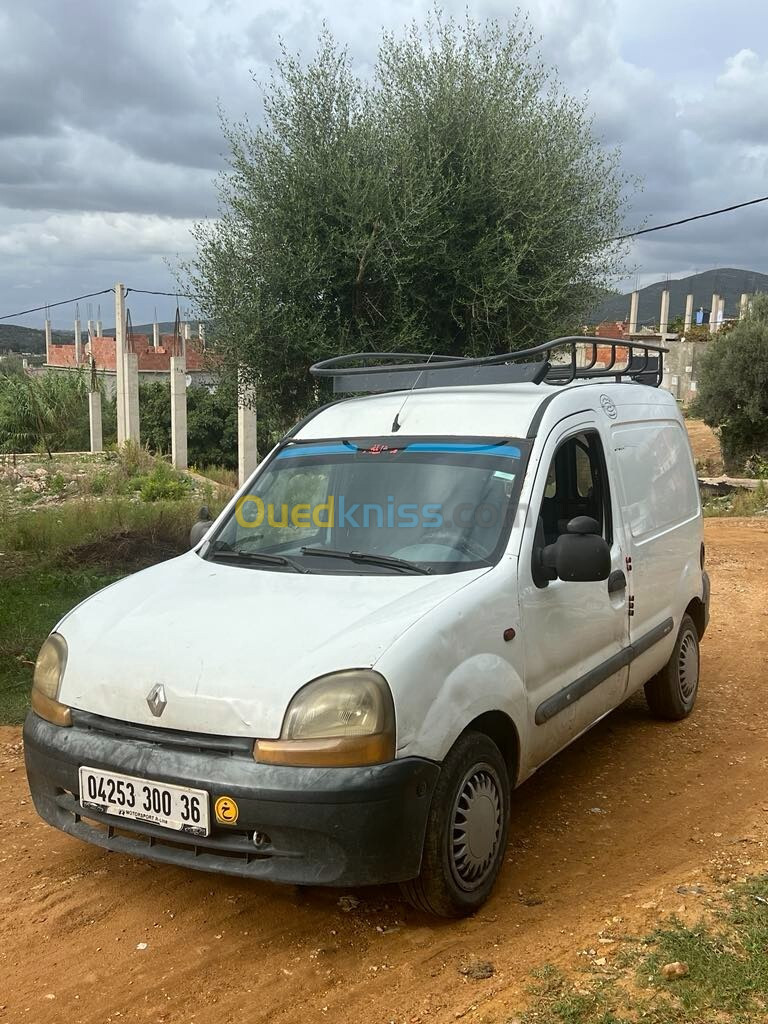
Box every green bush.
[139,381,240,469]
[697,294,768,474]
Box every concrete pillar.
[238,372,258,486]
[740,293,750,319]
[87,318,95,339]
[684,294,694,331]
[628,290,639,335]
[74,318,82,363]
[115,283,127,444]
[96,319,102,337]
[182,322,191,356]
[44,319,52,364]
[198,323,205,348]
[124,351,140,444]
[152,322,160,349]
[709,292,719,333]
[171,355,188,470]
[659,289,670,335]
[718,296,725,327]
[88,391,103,453]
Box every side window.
[538,431,612,546]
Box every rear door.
[611,418,702,690]
[518,418,631,769]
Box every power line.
[609,194,768,242]
[0,288,114,323]
[126,288,196,298]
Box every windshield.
[204,437,530,575]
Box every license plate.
[78,766,210,837]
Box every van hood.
[57,552,484,737]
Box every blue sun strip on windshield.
[276,441,521,460]
[406,443,521,458]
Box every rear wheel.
[644,613,700,720]
[400,731,510,918]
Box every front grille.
[70,709,254,758]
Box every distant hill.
[0,324,73,355]
[589,268,768,326]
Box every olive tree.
[188,12,628,439]
[696,293,768,473]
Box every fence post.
[171,355,188,470]
[628,290,639,334]
[74,316,82,363]
[659,288,670,336]
[709,292,720,333]
[125,350,140,444]
[88,391,103,453]
[683,293,694,331]
[238,369,259,486]
[115,283,127,444]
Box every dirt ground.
[686,419,724,475]
[1,518,767,1024]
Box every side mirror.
[538,516,611,584]
[189,505,212,548]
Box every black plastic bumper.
[23,711,440,887]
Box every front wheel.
[644,613,700,720]
[400,731,510,918]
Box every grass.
[0,490,225,725]
[512,876,768,1024]
[0,567,122,723]
[702,479,768,517]
[193,462,239,490]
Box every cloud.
[1,0,768,325]
[682,49,768,144]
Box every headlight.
[254,670,395,767]
[31,633,71,727]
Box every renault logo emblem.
[146,684,167,718]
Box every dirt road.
[1,518,767,1024]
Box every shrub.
[696,294,768,474]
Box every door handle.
[607,569,627,594]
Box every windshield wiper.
[300,547,432,575]
[207,544,310,574]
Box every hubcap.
[450,765,503,891]
[678,629,699,701]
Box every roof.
[294,379,677,442]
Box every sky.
[1,0,767,328]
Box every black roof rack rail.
[310,337,668,393]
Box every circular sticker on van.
[600,394,618,420]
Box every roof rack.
[310,337,667,393]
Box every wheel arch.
[685,596,707,639]
[460,710,521,788]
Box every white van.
[25,340,709,917]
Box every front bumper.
[23,710,439,887]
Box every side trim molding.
[535,617,675,725]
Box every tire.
[400,731,510,918]
[644,613,700,721]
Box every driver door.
[518,420,630,770]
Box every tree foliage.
[139,382,239,469]
[696,293,768,473]
[187,11,628,436]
